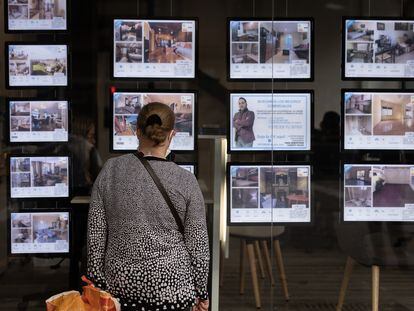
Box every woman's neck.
[138,145,167,159]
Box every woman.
[87,103,210,311]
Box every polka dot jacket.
[87,154,210,310]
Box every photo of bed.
[347,21,375,41]
[11,214,31,228]
[114,115,137,136]
[28,0,66,20]
[31,158,68,187]
[231,43,258,64]
[142,94,193,134]
[32,213,68,243]
[344,186,372,207]
[115,42,143,63]
[10,102,30,116]
[11,228,32,244]
[372,166,414,207]
[231,167,259,187]
[11,117,31,132]
[259,22,310,64]
[8,5,28,20]
[114,94,142,114]
[30,102,68,132]
[372,94,414,135]
[114,21,142,41]
[143,21,193,63]
[346,42,374,63]
[230,21,259,42]
[345,93,372,114]
[9,62,30,76]
[259,167,309,209]
[373,22,414,64]
[11,173,31,188]
[11,158,30,172]
[30,58,66,76]
[345,115,372,136]
[232,188,259,209]
[344,165,372,186]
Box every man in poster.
[233,97,255,148]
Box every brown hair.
[137,102,175,146]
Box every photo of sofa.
[30,101,67,132]
[347,21,375,41]
[31,158,68,187]
[115,42,143,63]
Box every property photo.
[259,167,309,209]
[32,213,69,243]
[232,188,259,209]
[11,173,31,188]
[114,94,142,114]
[11,214,31,228]
[9,48,28,61]
[346,42,374,63]
[259,22,310,64]
[11,158,30,172]
[345,93,372,114]
[11,228,32,244]
[10,102,30,116]
[11,116,31,132]
[231,43,258,63]
[9,62,30,76]
[143,21,193,63]
[31,158,68,187]
[28,0,66,20]
[344,186,372,207]
[345,115,372,135]
[372,94,414,135]
[115,21,142,41]
[8,5,28,20]
[9,0,28,3]
[372,166,414,207]
[114,115,137,136]
[231,167,259,187]
[30,58,67,76]
[373,22,414,64]
[31,102,68,132]
[115,42,143,63]
[230,21,259,42]
[347,21,375,41]
[142,94,193,134]
[344,165,372,186]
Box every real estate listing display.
[113,19,196,78]
[10,156,69,198]
[343,90,414,150]
[344,164,414,221]
[7,44,68,87]
[229,19,312,79]
[229,164,311,224]
[10,211,69,254]
[6,0,67,31]
[344,18,414,79]
[178,164,195,174]
[113,91,195,151]
[9,100,69,143]
[230,92,311,151]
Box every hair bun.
[145,114,162,127]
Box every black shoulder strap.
[133,153,185,235]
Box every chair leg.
[240,239,247,295]
[254,241,266,279]
[274,240,289,301]
[336,256,355,311]
[261,240,275,286]
[372,265,380,311]
[247,243,262,309]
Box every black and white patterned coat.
[87,154,210,310]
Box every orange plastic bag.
[46,276,121,311]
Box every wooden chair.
[229,226,289,309]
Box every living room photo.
[31,158,68,187]
[372,166,414,207]
[143,21,193,63]
[30,102,67,132]
[372,94,414,135]
[114,93,142,115]
[259,22,310,64]
[28,0,66,20]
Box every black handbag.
[133,153,185,235]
